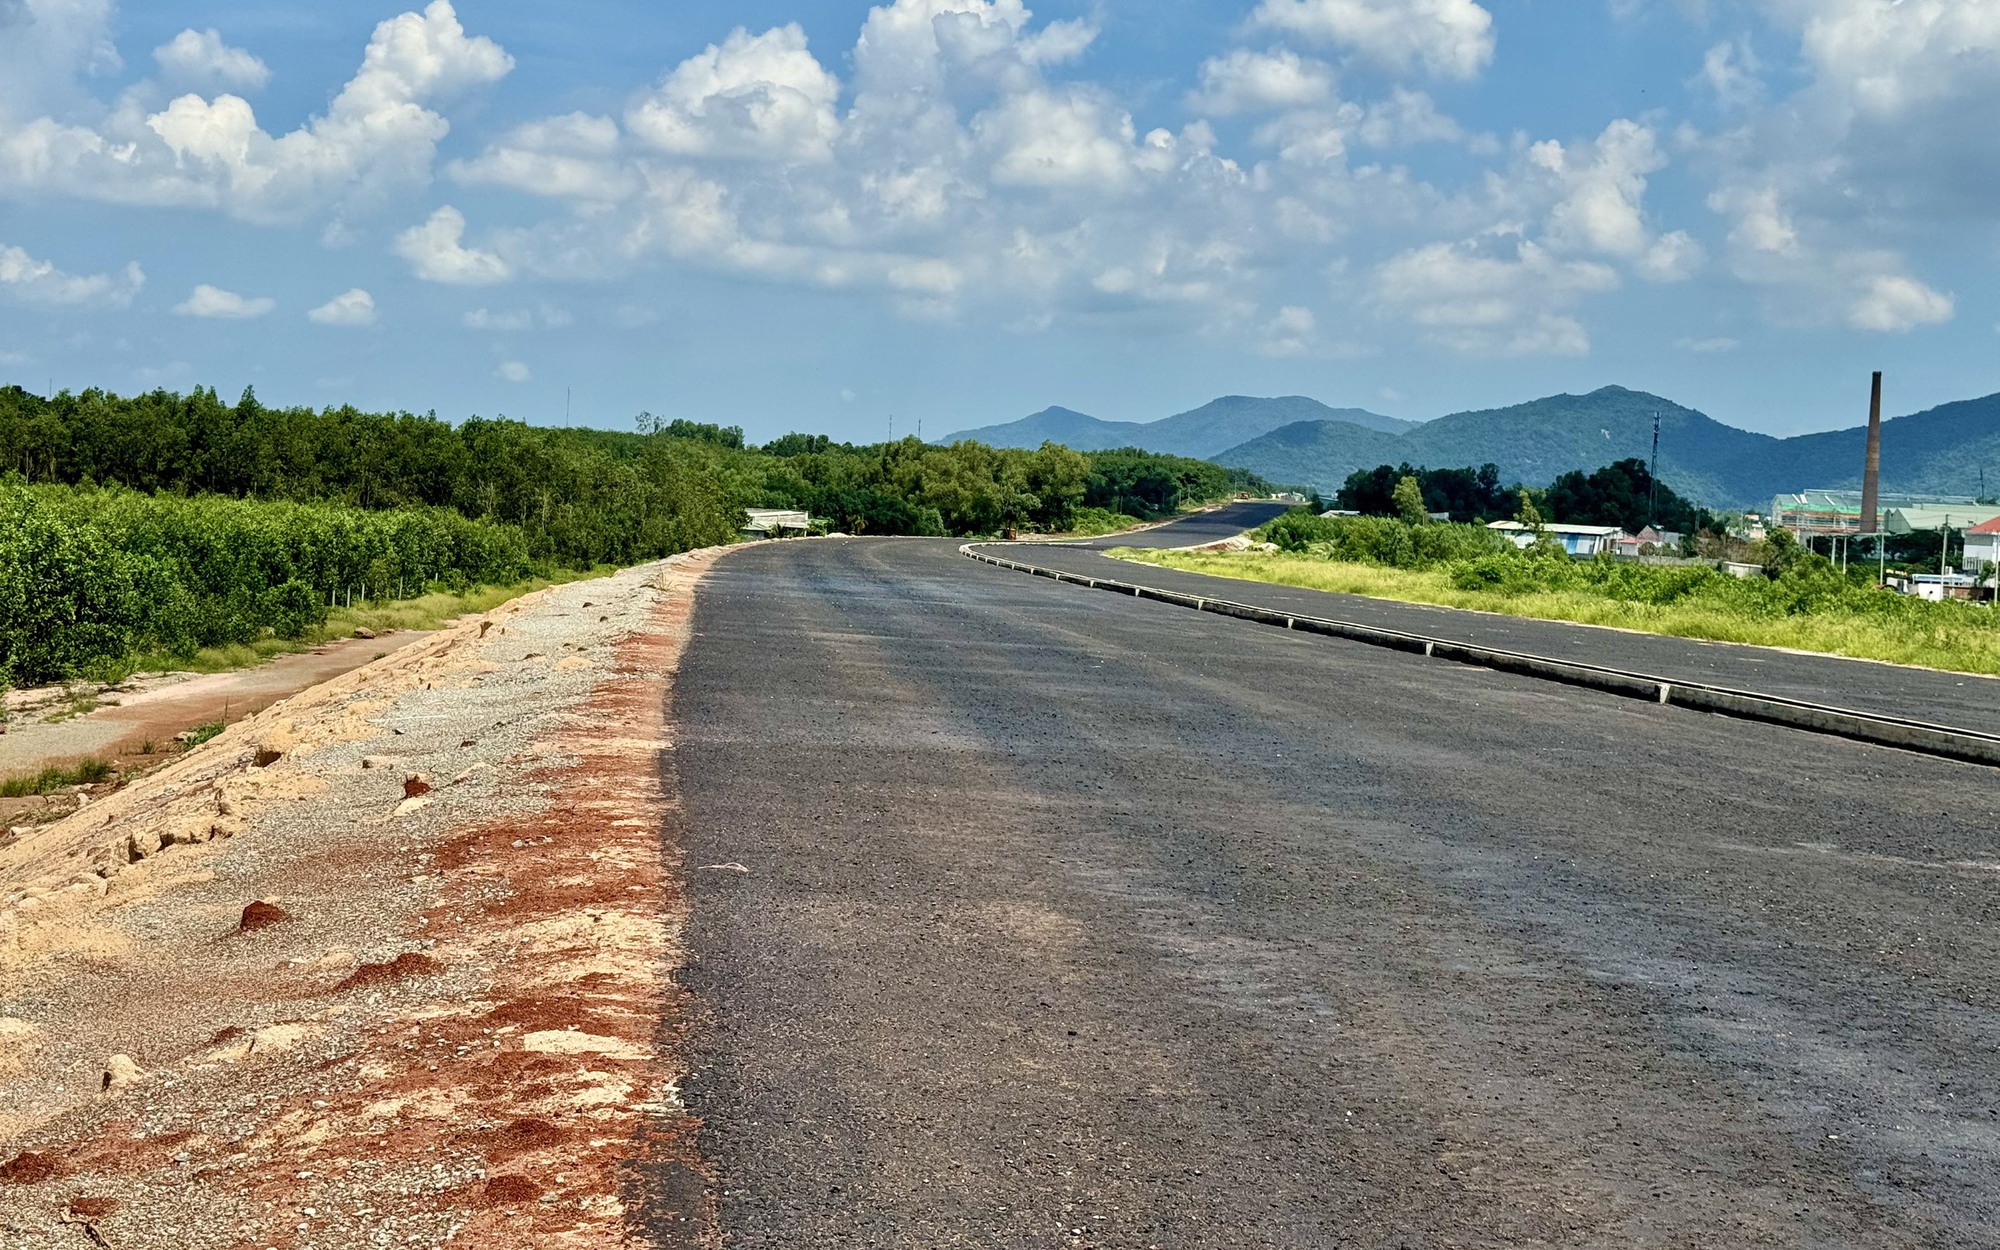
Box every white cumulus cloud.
[0,243,142,307]
[153,28,271,92]
[627,25,841,164]
[307,288,377,326]
[448,112,633,201]
[1694,37,1761,112]
[1251,0,1496,80]
[1537,122,1689,269]
[0,1,513,224]
[1373,231,1618,356]
[0,0,122,120]
[494,360,531,383]
[395,205,510,284]
[173,283,274,319]
[1689,1,1993,334]
[1188,49,1334,115]
[1848,274,1953,334]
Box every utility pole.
[565,385,571,428]
[1648,410,1660,530]
[1942,517,1952,578]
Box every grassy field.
[1119,549,2000,677]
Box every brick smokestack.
[1862,371,1883,534]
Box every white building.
[1965,517,2000,573]
[742,508,813,537]
[1487,521,1622,557]
[1884,506,2000,534]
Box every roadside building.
[1889,573,1983,601]
[1883,505,2000,534]
[1611,525,1683,557]
[1771,490,1984,539]
[1487,521,1622,557]
[1771,491,1861,538]
[742,508,813,538]
[1966,517,2000,572]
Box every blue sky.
[1,0,1994,442]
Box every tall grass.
[1122,542,2000,677]
[0,757,115,798]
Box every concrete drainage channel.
[962,543,2000,770]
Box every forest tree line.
[1,385,1264,558]
[1335,458,1719,535]
[0,385,1266,684]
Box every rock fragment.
[101,1054,147,1091]
[239,900,291,933]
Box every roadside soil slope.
[0,550,723,1250]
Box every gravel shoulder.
[0,549,724,1250]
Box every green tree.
[1393,475,1428,526]
[1516,489,1545,531]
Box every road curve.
[663,536,2000,1249]
[1079,500,1295,549]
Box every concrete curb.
[960,543,2000,769]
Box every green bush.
[1260,512,1509,569]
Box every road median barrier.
[960,542,2000,769]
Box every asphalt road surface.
[1021,512,2000,737]
[665,535,2000,1249]
[1084,501,1296,549]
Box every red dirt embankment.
[0,550,725,1250]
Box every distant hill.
[1208,420,1409,487]
[1212,386,2000,510]
[1756,392,2000,499]
[943,406,1153,452]
[944,396,1412,460]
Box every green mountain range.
[952,386,2000,510]
[1214,387,2000,509]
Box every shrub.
[0,483,535,684]
[1260,512,1509,569]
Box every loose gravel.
[0,549,724,1250]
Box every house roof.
[1969,517,2000,535]
[1488,521,1622,536]
[1885,506,2000,534]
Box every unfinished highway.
[662,519,2000,1249]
